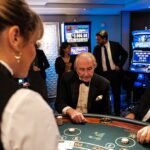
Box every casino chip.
[68,128,75,133]
[56,115,63,126]
[121,137,129,144]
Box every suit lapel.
[98,46,103,70]
[109,42,116,60]
[87,79,97,111]
[70,76,80,107]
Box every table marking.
[59,135,67,141]
[72,136,81,141]
[64,128,81,136]
[115,137,136,148]
[58,140,109,150]
[105,143,115,149]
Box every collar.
[79,80,89,86]
[78,78,90,87]
[104,41,110,48]
[0,60,13,75]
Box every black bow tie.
[79,80,89,86]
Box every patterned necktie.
[103,46,111,71]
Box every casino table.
[57,114,150,150]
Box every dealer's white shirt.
[1,89,59,150]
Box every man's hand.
[115,65,120,71]
[137,125,150,144]
[125,113,135,119]
[33,66,40,71]
[66,108,87,123]
[65,63,72,72]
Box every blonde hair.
[0,0,43,41]
[74,52,97,69]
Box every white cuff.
[62,106,71,115]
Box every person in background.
[125,86,150,144]
[93,30,128,116]
[55,52,111,123]
[0,0,59,150]
[55,42,75,94]
[137,125,150,144]
[18,42,50,102]
[34,42,50,81]
[125,86,150,122]
[27,57,49,103]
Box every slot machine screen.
[64,24,89,43]
[132,50,150,63]
[62,22,91,55]
[130,50,150,73]
[132,30,150,49]
[70,46,88,55]
[130,30,150,73]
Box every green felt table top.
[58,122,150,150]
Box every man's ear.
[8,26,21,52]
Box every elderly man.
[55,52,111,123]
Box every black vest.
[0,64,20,150]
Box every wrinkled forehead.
[76,57,94,68]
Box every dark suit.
[0,64,21,150]
[25,49,50,102]
[28,68,49,103]
[36,49,50,80]
[93,41,128,115]
[55,55,75,94]
[133,86,150,122]
[0,64,20,121]
[55,71,111,114]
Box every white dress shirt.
[142,109,150,122]
[62,84,89,114]
[76,83,89,113]
[101,41,116,71]
[1,89,59,150]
